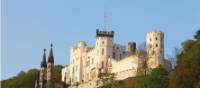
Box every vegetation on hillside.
[168,30,200,88]
[1,65,63,88]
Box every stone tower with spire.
[39,49,47,88]
[47,44,55,87]
[34,49,47,88]
[35,44,56,88]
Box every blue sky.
[2,0,200,80]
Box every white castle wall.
[61,65,70,84]
[111,55,139,80]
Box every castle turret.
[128,42,136,54]
[146,30,164,68]
[47,44,54,86]
[95,29,114,73]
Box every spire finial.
[44,48,46,52]
[50,43,53,48]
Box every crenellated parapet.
[96,29,114,38]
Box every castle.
[61,29,171,88]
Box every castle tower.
[47,44,54,86]
[128,42,136,55]
[95,29,114,73]
[39,49,47,88]
[77,41,86,82]
[146,31,164,68]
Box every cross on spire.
[103,11,108,30]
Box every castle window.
[120,54,122,60]
[156,37,158,40]
[123,51,126,54]
[149,44,152,49]
[102,41,104,44]
[102,61,104,68]
[102,48,104,55]
[72,67,74,73]
[113,52,116,59]
[156,44,158,47]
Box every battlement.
[96,29,114,38]
[147,30,164,36]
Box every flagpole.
[103,11,107,31]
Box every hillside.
[1,65,63,88]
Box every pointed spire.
[41,48,47,68]
[48,43,54,63]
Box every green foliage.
[169,30,200,88]
[137,50,148,76]
[1,69,39,88]
[136,66,169,88]
[115,77,138,88]
[54,65,63,82]
[47,80,55,88]
[194,29,200,40]
[97,73,120,88]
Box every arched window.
[156,44,158,47]
[113,52,116,59]
[102,61,104,68]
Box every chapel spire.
[41,48,47,68]
[48,43,54,63]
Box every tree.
[1,69,39,88]
[194,29,200,40]
[169,30,200,88]
[96,73,120,88]
[136,66,169,88]
[54,65,63,82]
[137,42,148,76]
[166,48,181,69]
